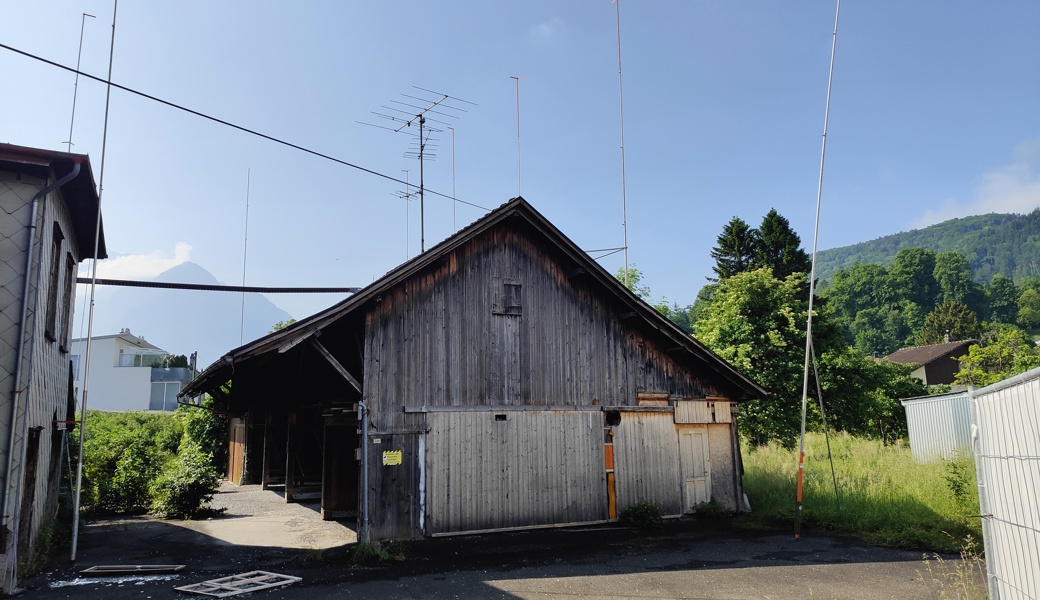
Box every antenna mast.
[65,12,95,152]
[795,0,841,540]
[361,87,474,253]
[613,0,630,287]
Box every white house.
[71,330,193,411]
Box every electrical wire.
[0,42,492,212]
[76,277,360,294]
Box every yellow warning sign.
[382,450,402,466]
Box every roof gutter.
[2,161,81,591]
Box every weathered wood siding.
[612,412,681,515]
[425,410,606,534]
[359,223,740,539]
[362,228,722,415]
[707,423,739,511]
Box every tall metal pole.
[419,116,426,253]
[511,75,521,197]
[795,0,840,540]
[448,126,456,232]
[239,169,250,345]
[403,169,410,258]
[65,13,96,153]
[72,0,118,562]
[614,0,630,288]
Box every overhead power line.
[76,277,360,294]
[0,42,491,212]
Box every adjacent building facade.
[182,198,766,543]
[70,330,194,412]
[0,144,105,591]
[885,340,974,386]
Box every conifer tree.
[710,216,758,281]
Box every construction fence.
[970,368,1040,600]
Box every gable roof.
[180,197,767,400]
[0,143,107,260]
[885,340,975,367]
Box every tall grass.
[741,432,982,553]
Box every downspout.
[359,400,370,544]
[2,162,81,593]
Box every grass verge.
[741,432,982,553]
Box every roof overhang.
[180,197,767,401]
[0,143,107,260]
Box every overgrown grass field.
[741,432,982,553]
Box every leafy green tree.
[694,268,811,447]
[987,275,1019,324]
[152,354,190,368]
[614,265,692,330]
[269,319,298,333]
[817,346,926,443]
[849,307,902,356]
[889,248,939,309]
[954,325,1040,386]
[933,252,983,313]
[710,217,758,281]
[1017,288,1040,329]
[827,263,894,322]
[182,395,230,472]
[688,284,717,330]
[916,301,981,345]
[755,208,811,280]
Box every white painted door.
[678,426,710,512]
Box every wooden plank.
[310,338,361,393]
[426,410,606,535]
[613,412,682,515]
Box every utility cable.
[0,42,491,212]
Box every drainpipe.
[2,162,81,593]
[359,400,370,544]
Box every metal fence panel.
[971,369,1040,600]
[901,391,972,462]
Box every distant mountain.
[81,262,294,369]
[815,210,1040,284]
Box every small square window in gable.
[492,277,522,316]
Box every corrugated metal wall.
[612,412,681,515]
[900,391,972,462]
[971,370,1040,600]
[425,410,606,534]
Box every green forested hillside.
[815,210,1040,284]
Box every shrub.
[149,441,221,519]
[619,501,663,529]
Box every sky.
[3,2,1039,346]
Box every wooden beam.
[310,338,362,393]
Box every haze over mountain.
[75,262,308,369]
[815,210,1040,285]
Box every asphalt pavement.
[20,484,982,599]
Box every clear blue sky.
[3,1,1039,329]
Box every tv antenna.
[360,86,475,253]
[393,169,418,258]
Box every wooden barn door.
[227,418,246,484]
[677,425,710,512]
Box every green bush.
[75,410,222,519]
[181,396,229,472]
[150,441,221,519]
[619,501,664,529]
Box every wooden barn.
[180,198,766,542]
